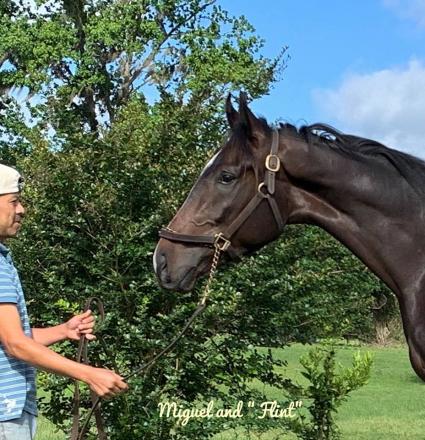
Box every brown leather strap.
[159,228,216,246]
[267,196,284,230]
[264,129,280,195]
[224,193,264,238]
[71,297,107,440]
[224,128,284,235]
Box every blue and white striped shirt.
[0,242,37,421]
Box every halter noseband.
[158,129,285,259]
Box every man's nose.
[17,202,25,215]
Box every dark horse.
[154,92,425,382]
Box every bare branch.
[158,0,216,48]
[116,0,216,106]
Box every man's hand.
[83,367,128,399]
[65,309,96,341]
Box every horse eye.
[218,171,236,185]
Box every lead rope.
[71,239,226,440]
[70,297,107,440]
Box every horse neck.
[280,134,424,296]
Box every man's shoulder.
[0,259,18,304]
[0,260,14,278]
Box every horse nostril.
[159,252,167,272]
[158,252,172,284]
[153,248,168,276]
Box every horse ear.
[225,93,238,129]
[238,91,261,139]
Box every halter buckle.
[265,154,280,172]
[214,233,231,251]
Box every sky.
[218,0,425,158]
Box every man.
[0,164,128,439]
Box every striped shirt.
[0,242,37,421]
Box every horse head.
[154,92,291,291]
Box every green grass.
[214,342,425,440]
[36,342,425,440]
[328,343,425,440]
[35,415,65,440]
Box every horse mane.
[278,122,425,197]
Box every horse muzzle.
[153,240,212,291]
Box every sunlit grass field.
[36,342,425,440]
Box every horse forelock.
[201,126,258,179]
[225,127,255,161]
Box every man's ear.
[225,93,238,129]
[238,91,262,140]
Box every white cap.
[0,164,24,195]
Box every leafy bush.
[295,343,373,440]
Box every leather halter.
[159,129,285,258]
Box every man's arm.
[32,309,95,346]
[32,324,67,346]
[0,304,128,398]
